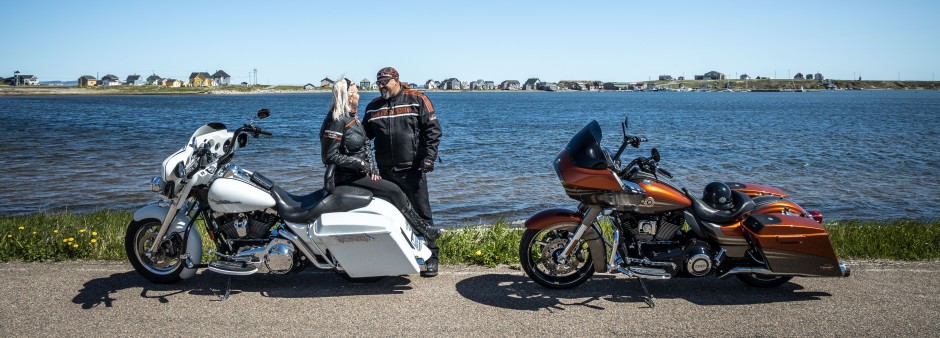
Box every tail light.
[807,210,823,224]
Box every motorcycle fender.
[132,202,202,280]
[525,208,607,273]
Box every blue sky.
[3,0,938,84]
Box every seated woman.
[319,78,438,240]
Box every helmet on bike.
[702,182,734,210]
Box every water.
[1,90,938,225]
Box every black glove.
[419,158,435,172]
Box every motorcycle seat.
[684,189,756,224]
[270,185,373,224]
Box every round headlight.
[149,176,166,193]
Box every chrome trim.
[279,229,333,269]
[606,229,622,272]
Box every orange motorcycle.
[519,118,850,307]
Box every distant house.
[658,75,674,81]
[125,75,144,86]
[360,78,372,89]
[320,77,334,87]
[603,82,630,91]
[469,79,486,90]
[146,74,161,85]
[815,73,824,81]
[189,72,213,87]
[165,79,182,88]
[425,79,438,90]
[740,74,750,80]
[703,71,725,80]
[522,78,541,90]
[79,75,97,87]
[537,82,559,91]
[499,80,520,90]
[303,83,316,90]
[677,76,685,81]
[805,73,814,80]
[794,72,804,80]
[440,78,462,90]
[211,70,231,86]
[8,74,38,85]
[101,74,121,86]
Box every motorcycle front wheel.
[519,222,595,289]
[125,218,186,284]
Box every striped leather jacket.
[363,88,442,171]
[320,112,373,181]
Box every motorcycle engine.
[624,213,684,242]
[215,211,278,239]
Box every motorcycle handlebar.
[657,167,673,179]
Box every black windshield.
[566,120,607,170]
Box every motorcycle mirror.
[651,148,660,162]
[257,108,271,119]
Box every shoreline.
[3,79,940,96]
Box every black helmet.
[703,182,734,210]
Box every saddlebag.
[315,212,424,278]
[742,214,843,277]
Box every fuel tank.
[633,179,692,214]
[208,177,276,213]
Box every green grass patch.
[2,211,938,263]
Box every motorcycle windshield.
[191,122,227,139]
[565,120,608,170]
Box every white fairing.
[303,198,431,278]
[207,177,275,213]
[161,124,234,181]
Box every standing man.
[363,67,443,277]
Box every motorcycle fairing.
[743,214,843,277]
[524,208,608,273]
[132,202,203,279]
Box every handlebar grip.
[257,130,272,136]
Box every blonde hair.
[329,77,355,120]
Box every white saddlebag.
[315,212,423,278]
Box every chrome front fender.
[132,202,202,279]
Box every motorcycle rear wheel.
[735,273,792,287]
[125,218,185,284]
[519,222,595,289]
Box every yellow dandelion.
[68,237,75,242]
[475,250,482,256]
[19,226,25,230]
[73,244,79,248]
[6,234,11,238]
[53,229,59,233]
[63,238,69,243]
[91,231,98,236]
[32,232,37,235]
[90,239,97,244]
[495,256,500,260]
[79,229,86,233]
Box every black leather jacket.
[320,112,373,182]
[363,88,442,170]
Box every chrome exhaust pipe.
[718,263,852,278]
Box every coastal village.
[2,69,937,92]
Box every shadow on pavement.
[72,269,413,309]
[455,273,832,311]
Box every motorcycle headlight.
[150,176,166,193]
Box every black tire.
[125,218,186,284]
[519,222,595,289]
[336,271,385,283]
[735,273,793,287]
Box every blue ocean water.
[1,90,938,225]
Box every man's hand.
[419,158,435,172]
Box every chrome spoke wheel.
[519,222,594,289]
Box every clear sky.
[3,0,938,84]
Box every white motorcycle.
[125,109,433,285]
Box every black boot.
[422,248,439,277]
[400,204,441,241]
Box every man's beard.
[380,88,390,99]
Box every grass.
[1,210,937,263]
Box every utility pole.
[253,68,258,86]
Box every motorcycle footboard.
[315,212,423,278]
[742,214,844,277]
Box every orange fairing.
[525,208,583,229]
[638,181,691,207]
[729,182,789,199]
[555,151,622,191]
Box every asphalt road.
[0,260,937,337]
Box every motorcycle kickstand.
[216,276,232,301]
[634,277,655,309]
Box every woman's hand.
[370,173,381,181]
